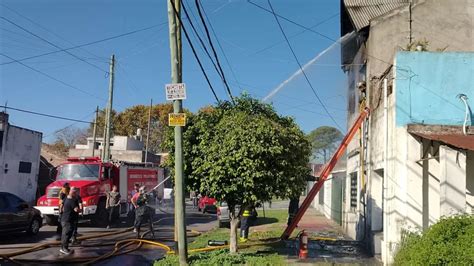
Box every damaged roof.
[408,124,474,151]
[343,0,409,31]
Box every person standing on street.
[106,185,121,229]
[240,205,257,243]
[71,192,82,243]
[60,187,80,255]
[56,182,70,240]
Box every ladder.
[281,107,370,239]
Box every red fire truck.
[35,157,164,226]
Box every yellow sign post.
[169,113,186,126]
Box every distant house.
[0,112,42,204]
[69,135,161,163]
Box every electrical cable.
[0,105,95,124]
[1,3,106,61]
[265,0,343,131]
[169,0,220,103]
[0,52,105,100]
[195,0,235,104]
[0,22,166,66]
[180,1,227,90]
[199,1,243,92]
[1,16,108,73]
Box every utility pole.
[92,106,99,157]
[168,0,188,264]
[145,99,153,163]
[104,54,115,162]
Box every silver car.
[217,202,240,228]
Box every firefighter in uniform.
[239,205,257,243]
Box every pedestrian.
[239,205,257,243]
[128,183,140,226]
[190,191,198,209]
[56,182,70,240]
[134,186,154,238]
[106,185,121,229]
[59,187,80,255]
[287,197,300,226]
[71,192,82,243]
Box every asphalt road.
[0,201,217,265]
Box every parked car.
[0,192,43,235]
[217,202,241,228]
[198,196,217,213]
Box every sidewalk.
[280,208,380,265]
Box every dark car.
[0,192,43,235]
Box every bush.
[155,249,285,266]
[394,214,474,265]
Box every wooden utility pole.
[167,0,188,264]
[145,99,153,163]
[92,106,99,157]
[104,54,115,162]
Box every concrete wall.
[313,171,345,225]
[0,125,42,204]
[395,52,474,127]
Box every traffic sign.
[169,113,186,126]
[165,83,186,100]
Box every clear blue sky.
[0,0,347,143]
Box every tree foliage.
[163,95,311,252]
[307,126,343,163]
[90,103,175,153]
[54,126,88,148]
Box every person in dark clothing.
[287,197,300,226]
[240,205,257,243]
[60,188,80,255]
[56,183,70,240]
[134,186,154,239]
[106,185,121,229]
[71,193,82,243]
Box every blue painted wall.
[395,52,474,127]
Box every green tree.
[90,103,175,153]
[307,126,343,163]
[164,95,310,253]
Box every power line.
[181,1,226,88]
[1,3,106,61]
[0,52,105,100]
[200,1,243,92]
[195,0,235,104]
[266,0,343,131]
[169,0,220,103]
[0,22,166,66]
[1,105,95,124]
[1,16,108,73]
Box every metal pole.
[145,99,153,163]
[104,54,115,163]
[167,0,188,264]
[92,106,99,157]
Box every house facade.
[340,0,474,263]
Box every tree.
[54,126,88,148]
[163,95,311,253]
[89,103,175,153]
[307,126,343,163]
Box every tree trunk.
[229,206,239,254]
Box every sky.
[0,0,348,143]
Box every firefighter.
[287,197,299,226]
[134,186,154,238]
[239,205,257,243]
[56,182,71,240]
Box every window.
[57,164,100,181]
[19,161,32,173]
[350,172,358,208]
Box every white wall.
[0,125,42,204]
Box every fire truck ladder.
[281,107,370,240]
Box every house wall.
[0,125,42,204]
[395,52,474,127]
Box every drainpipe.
[457,94,471,135]
[383,78,389,265]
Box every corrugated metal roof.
[410,132,474,151]
[344,0,409,31]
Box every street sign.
[169,113,186,126]
[165,83,186,100]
